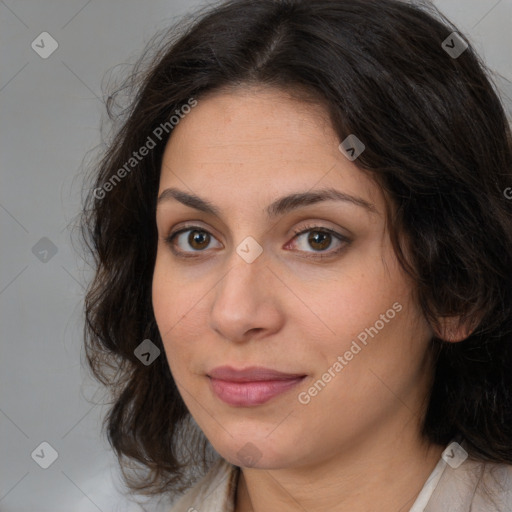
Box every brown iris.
[308,231,331,251]
[188,230,210,250]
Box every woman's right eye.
[164,227,222,256]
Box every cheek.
[314,257,409,342]
[308,248,429,386]
[152,249,196,328]
[152,255,187,359]
[152,256,174,334]
[152,253,210,371]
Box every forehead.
[166,87,333,158]
[158,87,383,212]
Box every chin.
[209,431,297,469]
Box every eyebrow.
[156,186,377,218]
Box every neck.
[235,426,445,512]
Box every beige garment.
[169,440,512,511]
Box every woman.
[80,0,512,510]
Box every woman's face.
[153,86,435,469]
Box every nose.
[209,252,284,343]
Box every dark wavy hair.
[79,0,512,499]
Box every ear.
[434,315,478,342]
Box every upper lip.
[207,366,306,382]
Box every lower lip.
[208,376,306,407]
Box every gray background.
[1,1,511,511]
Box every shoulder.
[476,460,512,510]
[425,456,512,512]
[169,458,240,512]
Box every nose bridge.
[209,243,280,339]
[215,245,268,309]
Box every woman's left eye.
[164,224,350,259]
[287,225,350,259]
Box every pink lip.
[207,366,307,407]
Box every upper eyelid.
[167,216,348,234]
[167,223,345,239]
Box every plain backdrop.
[1,0,511,511]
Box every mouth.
[207,365,306,382]
[207,366,307,407]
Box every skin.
[152,85,448,512]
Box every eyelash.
[164,223,350,260]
